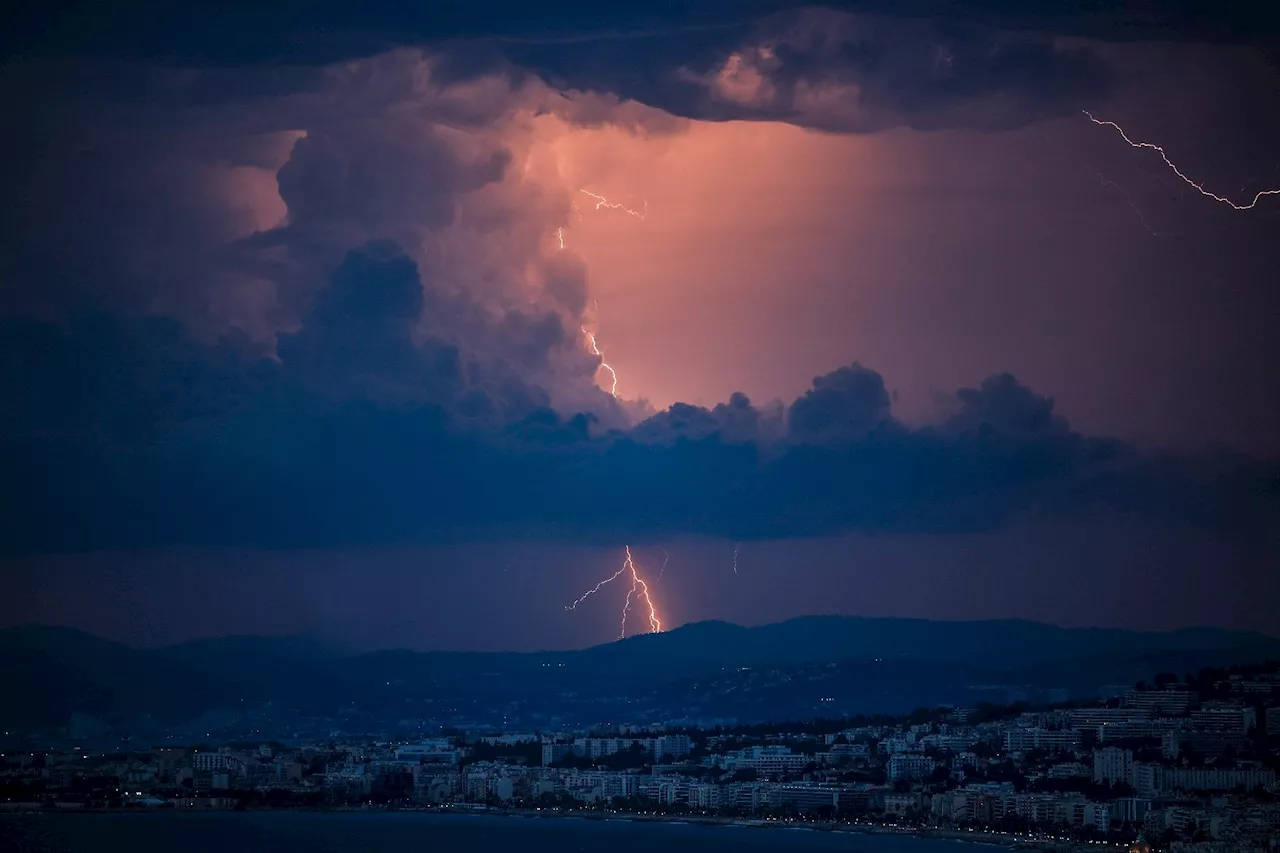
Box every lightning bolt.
[655,548,671,581]
[557,191,641,398]
[582,327,618,397]
[554,190,646,249]
[566,545,661,639]
[732,542,740,575]
[1084,111,1280,211]
[558,190,649,394]
[566,557,629,611]
[579,189,648,219]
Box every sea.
[0,812,1008,853]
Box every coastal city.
[4,663,1278,853]
[3,3,1278,853]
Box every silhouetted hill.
[2,617,1277,731]
[567,615,1280,675]
[0,625,238,729]
[155,634,355,704]
[161,634,351,664]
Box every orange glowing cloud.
[518,112,894,411]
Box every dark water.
[0,812,1002,853]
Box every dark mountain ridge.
[2,616,1276,731]
[569,616,1277,674]
[0,626,236,729]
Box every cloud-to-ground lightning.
[566,545,661,639]
[1083,111,1280,211]
[732,542,740,575]
[655,547,671,581]
[581,327,618,397]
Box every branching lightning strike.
[566,545,661,639]
[556,190,645,251]
[1084,111,1280,211]
[555,190,645,399]
[579,189,648,219]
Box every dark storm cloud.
[7,0,1278,67]
[0,48,594,344]
[788,363,891,442]
[276,125,510,236]
[7,2,1272,139]
[503,9,1115,133]
[944,373,1071,437]
[0,249,1274,555]
[0,240,584,553]
[0,116,260,323]
[629,393,777,446]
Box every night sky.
[1,1,1278,651]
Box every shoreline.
[479,809,1125,851]
[5,804,1131,852]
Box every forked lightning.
[566,546,661,639]
[1084,111,1280,211]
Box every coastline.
[470,808,1125,852]
[5,804,1129,852]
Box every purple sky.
[4,517,1278,651]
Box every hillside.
[0,625,239,729]
[2,616,1277,731]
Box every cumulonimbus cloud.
[0,43,1275,555]
[1,238,1274,555]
